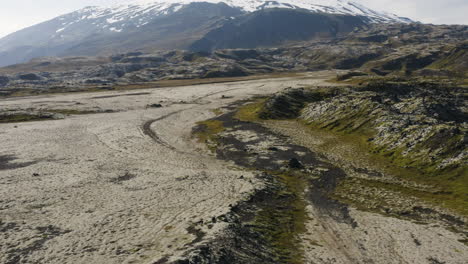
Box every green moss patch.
[0,113,54,123]
[256,82,467,218]
[234,99,267,122]
[253,172,308,264]
[45,109,99,115]
[304,120,468,217]
[192,120,225,152]
[192,106,312,262]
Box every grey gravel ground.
[0,72,333,263]
[1,71,466,263]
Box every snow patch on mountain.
[101,0,413,22]
[64,0,412,34]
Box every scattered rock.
[110,172,136,183]
[147,103,163,108]
[288,158,304,169]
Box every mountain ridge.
[0,0,413,66]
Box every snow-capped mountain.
[52,0,410,35]
[0,0,413,67]
[95,0,411,22]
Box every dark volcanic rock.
[18,73,41,81]
[147,103,163,108]
[0,24,466,93]
[182,106,354,264]
[288,158,304,169]
[203,65,248,78]
[0,76,9,87]
[190,9,366,52]
[265,82,468,174]
[260,88,338,119]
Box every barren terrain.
[1,72,333,263]
[1,71,466,264]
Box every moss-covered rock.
[260,81,467,216]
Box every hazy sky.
[0,0,467,38]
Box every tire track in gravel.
[90,86,245,159]
[142,110,186,152]
[141,87,244,153]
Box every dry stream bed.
[1,72,467,264]
[189,97,467,264]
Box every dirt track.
[0,72,334,263]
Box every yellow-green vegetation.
[192,120,225,151]
[248,81,467,217]
[210,108,224,116]
[254,81,467,217]
[332,176,454,215]
[305,87,341,101]
[332,71,370,84]
[253,172,308,264]
[0,109,102,124]
[308,103,377,137]
[233,102,310,262]
[194,106,309,262]
[462,78,468,86]
[296,91,467,215]
[428,48,467,73]
[0,113,53,123]
[45,109,97,115]
[233,99,267,122]
[303,121,468,217]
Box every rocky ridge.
[181,87,468,263]
[0,23,466,97]
[260,80,467,218]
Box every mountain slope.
[190,9,366,51]
[0,0,413,66]
[60,2,243,56]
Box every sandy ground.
[302,207,468,264]
[0,72,334,264]
[2,71,466,264]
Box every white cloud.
[356,0,468,24]
[0,0,113,38]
